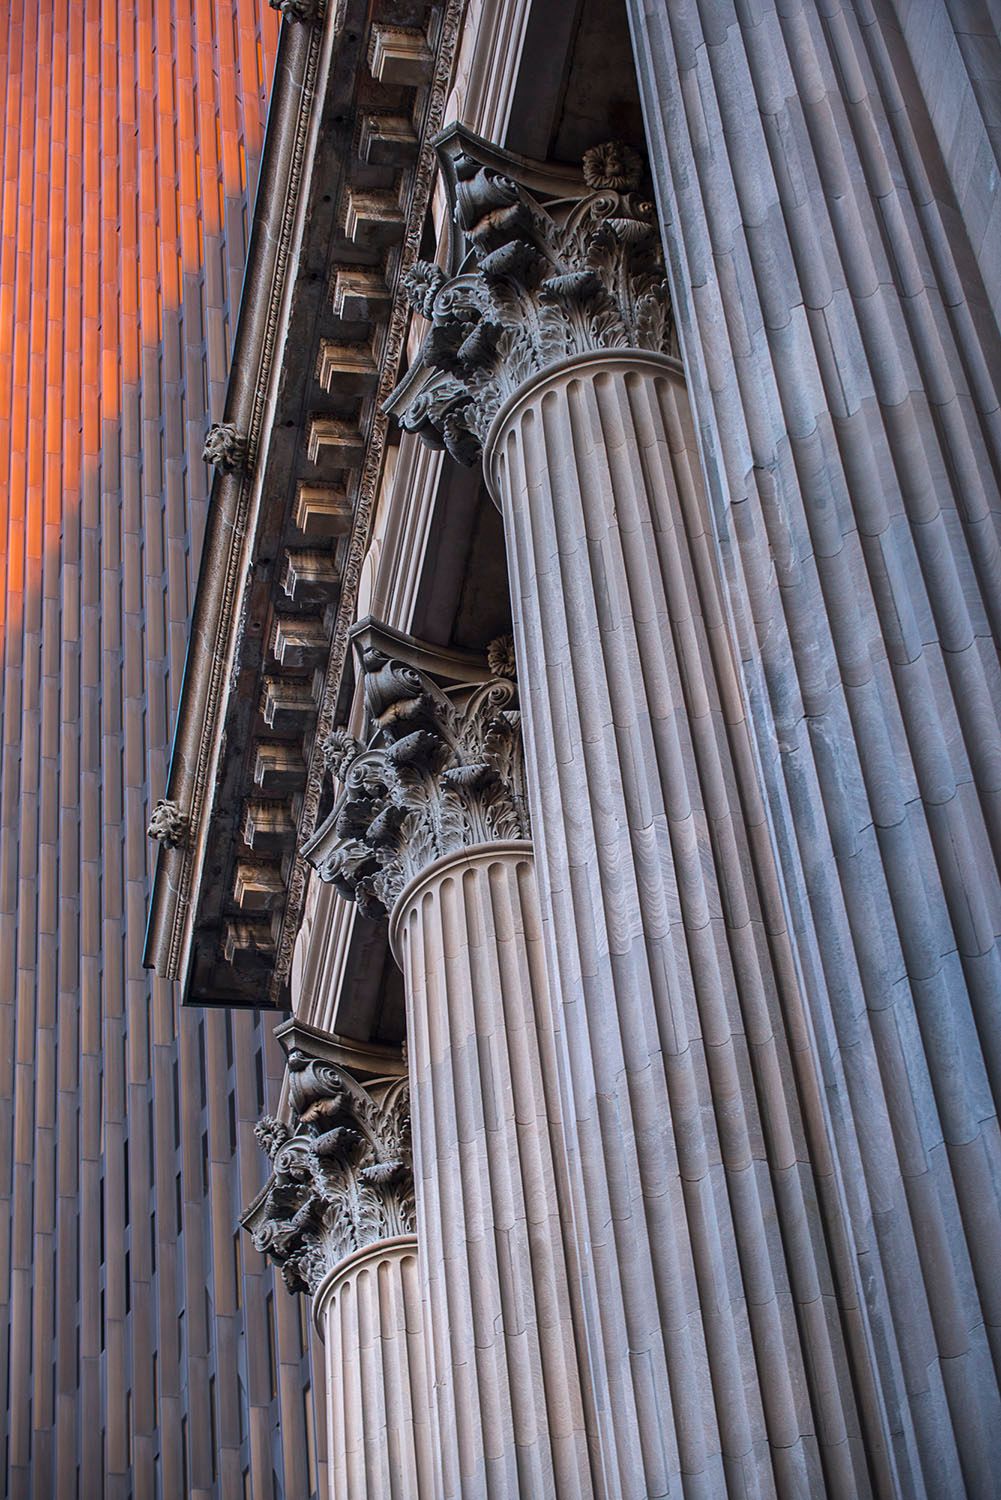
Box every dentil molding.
[145,1,467,1006]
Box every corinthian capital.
[385,127,673,466]
[243,1026,413,1296]
[302,621,528,918]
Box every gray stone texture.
[390,843,596,1499]
[628,0,1001,1492]
[485,351,886,1498]
[313,1238,433,1499]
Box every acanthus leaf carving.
[385,132,675,465]
[302,624,530,919]
[319,726,364,786]
[245,1045,414,1297]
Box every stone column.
[242,1022,434,1500]
[627,9,1001,1495]
[391,841,591,1500]
[304,622,596,1499]
[388,134,889,1498]
[314,1236,431,1500]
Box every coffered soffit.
[144,0,465,1007]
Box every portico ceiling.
[144,0,464,1005]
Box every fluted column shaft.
[314,1236,434,1500]
[627,8,1001,1495]
[390,841,595,1500]
[484,350,886,1499]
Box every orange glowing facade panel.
[0,4,322,1496]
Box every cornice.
[144,8,326,993]
[275,0,467,1001]
[144,0,468,1005]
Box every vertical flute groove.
[394,846,595,1500]
[488,353,885,1498]
[626,0,1001,1487]
[317,1241,431,1500]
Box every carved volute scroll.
[384,127,674,466]
[302,619,529,919]
[243,1027,414,1296]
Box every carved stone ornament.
[201,421,248,474]
[245,1046,414,1296]
[302,620,529,919]
[384,127,674,466]
[147,798,188,849]
[269,0,324,20]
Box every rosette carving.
[244,1043,414,1296]
[486,633,516,680]
[385,130,674,466]
[302,623,529,919]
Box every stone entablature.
[303,619,528,918]
[243,1022,413,1295]
[145,0,466,1007]
[385,130,674,466]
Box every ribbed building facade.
[0,4,321,1497]
[6,0,1001,1496]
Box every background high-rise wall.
[0,4,322,1495]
